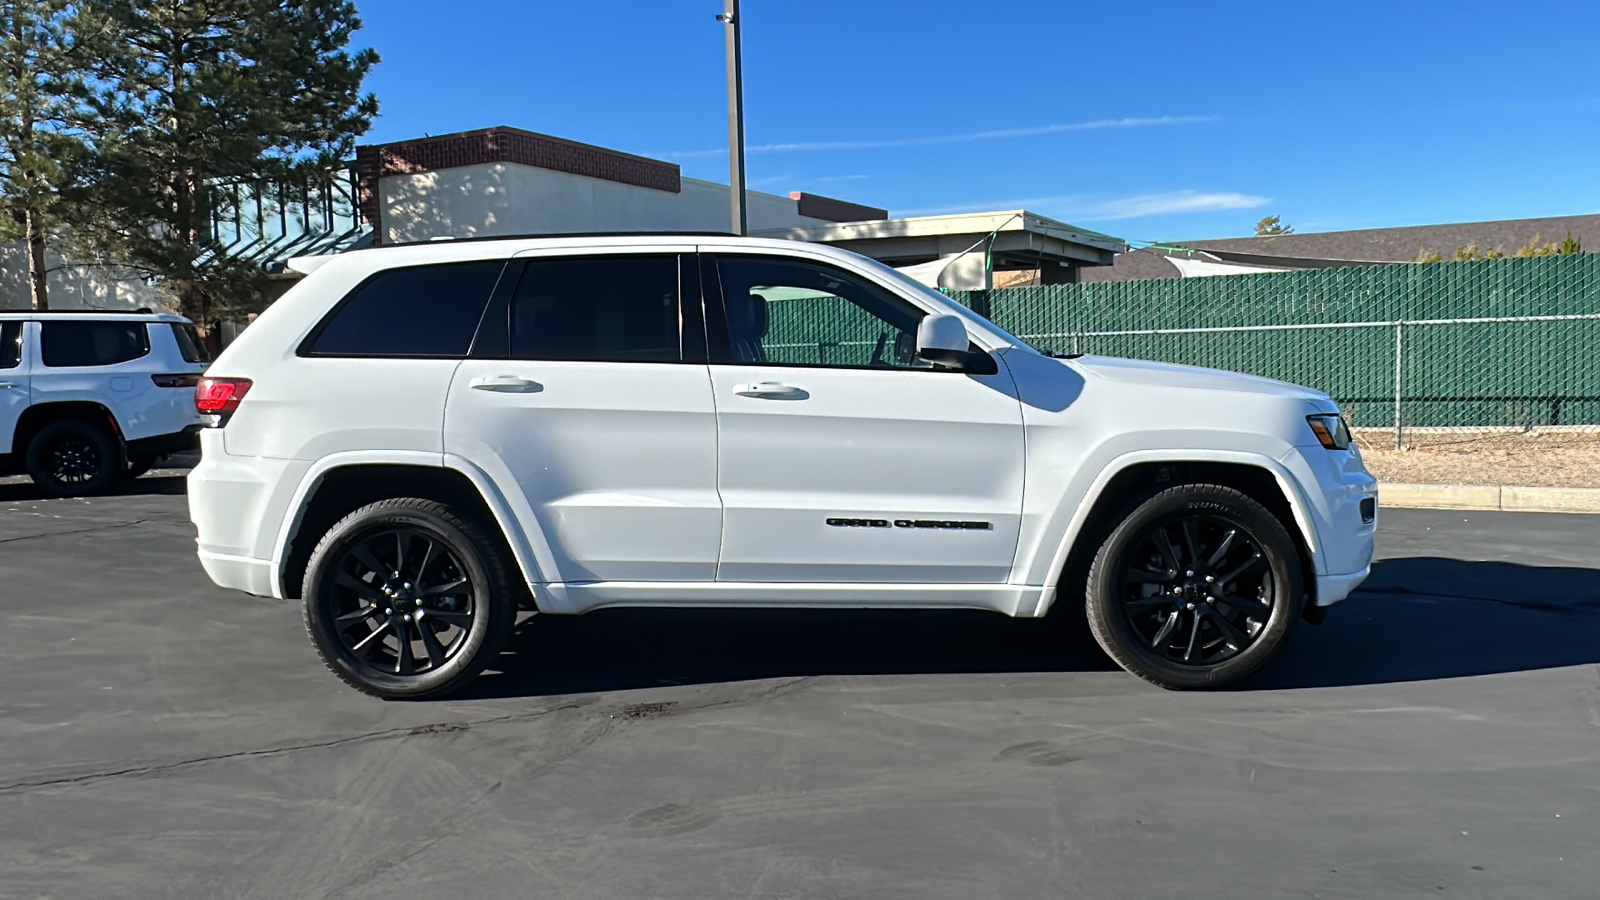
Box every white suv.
[189,235,1377,698]
[1,311,210,496]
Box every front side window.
[509,254,681,362]
[41,321,150,367]
[712,256,931,369]
[307,260,505,357]
[0,322,20,369]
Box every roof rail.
[378,230,741,249]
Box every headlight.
[1306,414,1352,451]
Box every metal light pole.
[717,0,747,235]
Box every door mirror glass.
[916,314,972,368]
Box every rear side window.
[41,321,150,367]
[0,322,20,369]
[170,323,210,363]
[306,260,505,357]
[509,255,681,362]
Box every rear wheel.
[123,455,158,480]
[1085,483,1303,689]
[302,498,519,700]
[25,420,120,497]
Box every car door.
[444,249,723,584]
[702,251,1026,584]
[0,321,29,455]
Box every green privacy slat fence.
[953,255,1600,433]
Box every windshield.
[856,255,1041,354]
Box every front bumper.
[1315,566,1371,607]
[1280,444,1379,606]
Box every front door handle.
[469,375,543,393]
[733,381,807,399]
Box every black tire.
[25,419,121,497]
[123,455,158,480]
[1085,483,1304,690]
[302,498,519,700]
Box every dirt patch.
[1355,430,1600,487]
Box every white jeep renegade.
[189,235,1377,698]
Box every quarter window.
[712,256,931,369]
[0,322,20,369]
[170,322,211,363]
[306,260,505,358]
[508,255,681,362]
[41,321,151,367]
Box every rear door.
[0,321,29,455]
[444,249,722,584]
[32,319,152,434]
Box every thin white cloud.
[904,190,1270,222]
[658,115,1218,159]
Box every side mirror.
[916,313,991,372]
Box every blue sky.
[357,0,1600,243]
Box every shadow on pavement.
[0,473,188,503]
[1249,556,1600,689]
[469,556,1600,698]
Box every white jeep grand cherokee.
[189,235,1376,698]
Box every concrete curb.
[1380,482,1600,514]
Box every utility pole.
[718,0,746,235]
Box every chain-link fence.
[957,254,1600,449]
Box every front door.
[703,252,1026,584]
[445,250,722,584]
[0,321,28,455]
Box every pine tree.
[1254,215,1293,236]
[0,0,87,310]
[72,0,378,334]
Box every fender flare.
[267,450,557,603]
[1032,448,1324,615]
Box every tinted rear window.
[170,323,210,363]
[509,255,681,362]
[307,261,505,357]
[41,321,150,367]
[0,322,19,369]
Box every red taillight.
[195,377,252,416]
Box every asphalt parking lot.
[3,473,1599,900]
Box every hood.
[1063,355,1335,407]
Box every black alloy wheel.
[302,498,518,700]
[1118,514,1274,666]
[25,419,120,497]
[327,527,477,677]
[1085,484,1303,689]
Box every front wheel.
[302,498,519,700]
[1085,484,1304,689]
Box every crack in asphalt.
[0,677,809,797]
[0,519,154,545]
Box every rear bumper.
[189,429,306,598]
[197,549,278,598]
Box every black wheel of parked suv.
[1084,483,1303,690]
[302,498,519,700]
[25,419,121,497]
[123,455,158,480]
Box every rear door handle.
[0,381,17,390]
[469,375,542,393]
[733,381,807,399]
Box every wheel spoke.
[1150,609,1181,649]
[1217,554,1267,585]
[335,604,381,626]
[335,571,386,603]
[394,532,407,581]
[1221,592,1270,618]
[413,539,437,585]
[1183,611,1203,662]
[1180,518,1204,569]
[424,609,472,628]
[1205,529,1238,569]
[351,618,393,653]
[421,577,468,597]
[1125,567,1170,584]
[394,620,414,675]
[1205,606,1251,647]
[1151,528,1182,574]
[417,622,449,668]
[352,545,392,584]
[1125,596,1174,612]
